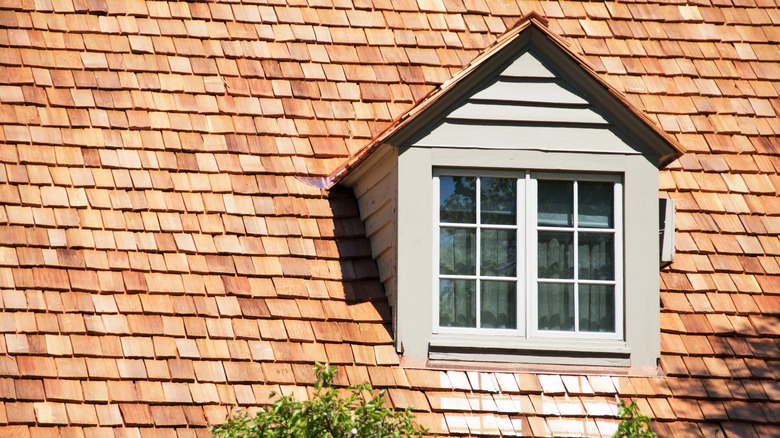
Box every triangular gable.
[324,13,685,189]
[410,49,634,154]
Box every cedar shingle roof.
[1,0,780,436]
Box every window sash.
[436,173,523,332]
[530,173,623,340]
[433,170,623,341]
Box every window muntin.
[435,171,623,340]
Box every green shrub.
[212,363,427,438]
[614,399,657,438]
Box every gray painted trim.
[429,351,630,367]
[622,157,661,367]
[414,123,636,153]
[448,102,609,125]
[472,79,588,105]
[429,334,630,366]
[430,148,632,171]
[429,334,630,354]
[396,146,434,357]
[396,147,661,367]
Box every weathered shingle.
[1,0,780,436]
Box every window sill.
[399,356,662,377]
[429,333,631,367]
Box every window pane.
[578,233,614,280]
[578,181,614,228]
[579,284,615,332]
[538,231,573,279]
[481,229,516,277]
[481,177,516,225]
[481,281,517,329]
[538,180,573,227]
[538,283,574,331]
[440,176,476,223]
[439,279,476,328]
[440,228,476,275]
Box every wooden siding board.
[471,80,588,105]
[413,123,638,154]
[450,102,609,125]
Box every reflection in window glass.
[538,283,574,331]
[439,279,476,328]
[481,229,516,277]
[578,233,614,280]
[439,175,518,331]
[538,180,573,227]
[579,284,615,332]
[440,176,476,223]
[439,228,476,275]
[481,281,517,329]
[537,231,573,278]
[578,182,613,228]
[481,178,516,224]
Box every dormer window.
[335,15,684,368]
[433,171,624,350]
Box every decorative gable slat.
[413,123,636,154]
[410,50,638,155]
[471,80,588,105]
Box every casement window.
[434,171,623,341]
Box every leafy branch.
[614,399,657,438]
[212,363,427,438]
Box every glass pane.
[538,180,573,227]
[579,284,615,332]
[440,228,476,275]
[578,181,614,228]
[481,177,516,225]
[538,283,574,331]
[578,233,614,280]
[440,176,476,223]
[481,281,516,329]
[481,229,516,277]
[537,231,573,279]
[439,279,476,328]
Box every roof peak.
[515,10,549,28]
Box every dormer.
[331,14,684,368]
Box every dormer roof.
[327,13,685,189]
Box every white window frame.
[433,169,623,343]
